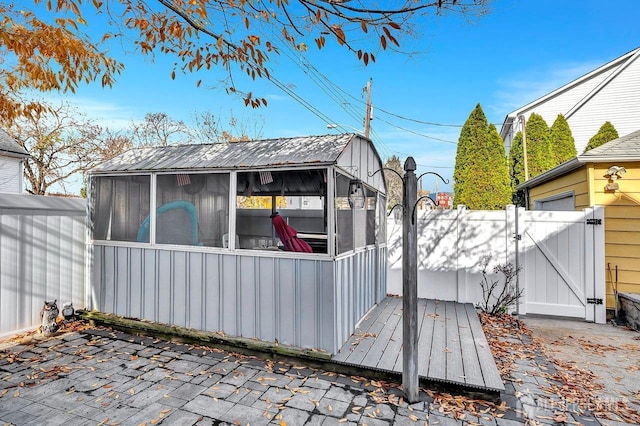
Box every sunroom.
[87,134,387,354]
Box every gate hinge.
[586,218,602,225]
[586,298,603,305]
[513,233,522,241]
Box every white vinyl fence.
[0,194,86,337]
[387,205,606,323]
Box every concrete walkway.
[522,316,640,424]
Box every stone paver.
[1,320,636,426]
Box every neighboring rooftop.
[517,129,640,189]
[580,129,640,161]
[0,129,29,157]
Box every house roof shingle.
[0,129,29,158]
[580,129,640,161]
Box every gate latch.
[586,218,602,225]
[586,298,603,305]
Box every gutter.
[516,154,640,191]
[0,149,30,159]
[516,158,582,190]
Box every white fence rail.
[0,194,86,338]
[387,205,606,323]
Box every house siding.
[568,56,640,153]
[528,167,589,210]
[502,48,640,154]
[592,162,640,306]
[0,156,23,193]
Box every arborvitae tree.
[549,114,576,166]
[508,131,526,206]
[525,113,554,178]
[584,121,619,152]
[454,104,511,210]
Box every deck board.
[456,303,484,387]
[333,296,394,364]
[445,301,464,384]
[332,297,504,393]
[465,303,504,391]
[363,297,402,369]
[427,300,447,381]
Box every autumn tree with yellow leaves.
[1,0,489,123]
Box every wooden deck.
[332,297,505,392]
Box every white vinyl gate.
[387,205,606,323]
[518,207,605,323]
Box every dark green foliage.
[454,104,511,210]
[525,113,554,178]
[584,121,619,152]
[508,132,526,206]
[549,114,576,165]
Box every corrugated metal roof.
[0,129,29,157]
[91,134,357,173]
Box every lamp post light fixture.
[348,179,365,209]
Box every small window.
[376,193,386,245]
[236,169,327,252]
[335,173,354,253]
[91,175,151,242]
[154,173,230,247]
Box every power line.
[376,116,459,144]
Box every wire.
[376,116,459,144]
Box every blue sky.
[46,0,640,192]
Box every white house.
[500,47,640,154]
[0,129,29,193]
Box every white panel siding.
[0,195,86,337]
[504,52,640,155]
[336,138,385,193]
[568,57,640,152]
[92,246,384,353]
[0,156,23,193]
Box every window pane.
[335,173,353,253]
[91,175,150,242]
[236,170,327,252]
[376,194,387,244]
[155,173,229,247]
[365,187,376,246]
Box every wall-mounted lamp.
[348,179,365,209]
[605,165,626,191]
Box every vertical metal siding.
[0,198,86,338]
[93,246,348,353]
[333,246,386,351]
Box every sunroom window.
[235,169,327,252]
[154,173,230,247]
[91,175,150,242]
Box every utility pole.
[363,79,373,139]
